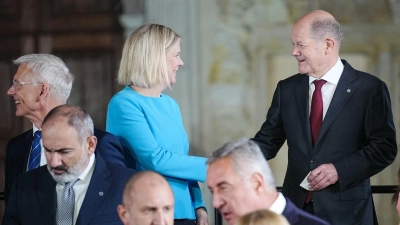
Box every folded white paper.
[300,171,311,190]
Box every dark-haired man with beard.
[3,104,136,225]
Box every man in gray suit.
[251,10,397,225]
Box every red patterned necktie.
[310,79,327,146]
[305,79,326,204]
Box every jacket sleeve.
[188,180,206,210]
[333,81,397,190]
[4,142,11,204]
[2,177,21,225]
[251,81,287,160]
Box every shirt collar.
[309,57,344,85]
[78,154,95,182]
[269,192,286,214]
[33,124,40,136]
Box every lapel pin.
[347,89,351,93]
[99,192,104,196]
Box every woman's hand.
[195,207,208,225]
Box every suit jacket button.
[311,159,317,163]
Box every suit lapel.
[294,75,314,151]
[315,61,357,148]
[36,168,57,225]
[22,129,34,172]
[76,156,111,225]
[282,198,301,224]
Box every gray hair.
[14,54,74,102]
[310,18,343,48]
[207,138,276,190]
[42,104,94,144]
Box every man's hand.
[195,207,208,225]
[307,163,338,191]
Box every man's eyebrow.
[216,181,229,186]
[43,146,73,152]
[209,181,229,189]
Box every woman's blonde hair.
[118,23,181,88]
[235,210,289,225]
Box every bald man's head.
[118,171,174,225]
[291,10,342,78]
[294,10,343,48]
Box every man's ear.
[250,172,264,194]
[325,38,335,54]
[117,204,129,225]
[39,83,50,100]
[87,135,97,155]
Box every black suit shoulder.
[281,72,306,83]
[5,129,33,165]
[93,127,126,167]
[7,129,32,142]
[104,161,137,183]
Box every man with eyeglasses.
[4,54,126,203]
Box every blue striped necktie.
[27,130,42,171]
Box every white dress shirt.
[308,58,344,119]
[269,192,286,215]
[56,154,95,225]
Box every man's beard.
[47,153,89,184]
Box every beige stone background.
[127,1,400,224]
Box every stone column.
[144,0,213,222]
[145,0,204,155]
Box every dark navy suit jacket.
[252,60,397,224]
[282,197,329,225]
[4,127,126,203]
[2,154,135,225]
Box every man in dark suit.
[4,53,125,203]
[2,104,136,225]
[206,139,329,225]
[251,10,397,225]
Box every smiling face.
[7,63,43,119]
[291,22,327,78]
[207,157,259,225]
[43,118,96,183]
[165,41,184,86]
